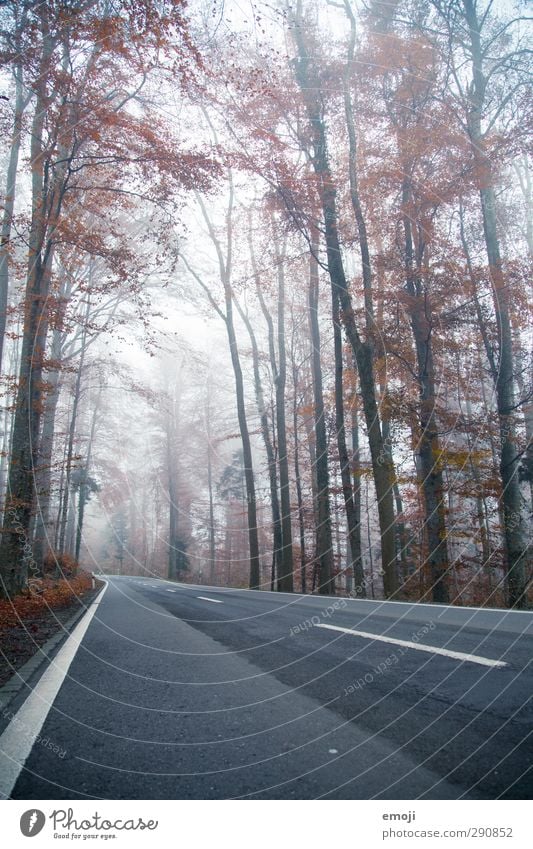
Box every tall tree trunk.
[402,180,450,603]
[462,0,530,607]
[74,386,100,564]
[392,478,411,583]
[512,326,533,513]
[273,233,294,592]
[65,490,76,558]
[375,231,410,585]
[0,12,60,594]
[350,382,364,593]
[54,396,71,553]
[0,6,28,375]
[342,0,374,338]
[464,395,492,571]
[308,234,335,595]
[168,444,178,580]
[165,368,185,581]
[33,326,63,569]
[344,0,402,594]
[301,364,319,539]
[192,182,261,590]
[207,447,216,584]
[291,332,307,593]
[333,288,365,595]
[0,8,75,595]
[58,300,90,555]
[205,386,217,585]
[0,328,20,512]
[235,297,282,591]
[250,233,286,589]
[291,2,398,597]
[224,296,261,588]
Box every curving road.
[1,575,532,799]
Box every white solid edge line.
[314,623,507,668]
[0,579,109,800]
[197,596,223,604]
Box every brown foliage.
[43,550,78,577]
[0,571,95,632]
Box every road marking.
[166,589,177,593]
[0,581,108,799]
[197,596,223,604]
[160,580,530,624]
[314,623,507,668]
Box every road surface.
[1,576,531,799]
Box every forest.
[0,0,531,610]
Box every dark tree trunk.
[252,245,287,590]
[0,9,70,596]
[192,184,261,590]
[58,301,90,556]
[273,236,294,592]
[33,321,65,570]
[462,0,530,607]
[32,364,61,570]
[402,179,450,604]
[332,288,365,596]
[224,296,261,588]
[341,0,374,337]
[0,146,52,589]
[74,389,100,565]
[235,297,283,591]
[308,235,335,595]
[291,334,307,593]
[350,383,364,593]
[291,4,398,597]
[0,40,26,375]
[207,431,216,585]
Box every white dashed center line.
[314,623,507,668]
[197,596,223,604]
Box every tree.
[0,0,212,597]
[181,176,261,589]
[308,232,335,594]
[272,226,294,592]
[428,0,531,606]
[290,0,398,597]
[0,0,30,375]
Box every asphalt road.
[3,576,532,799]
